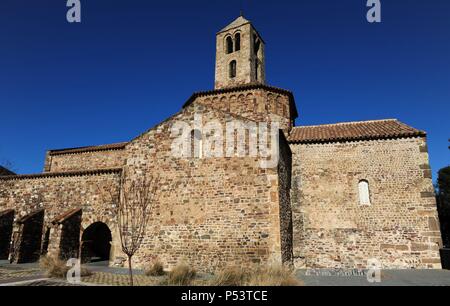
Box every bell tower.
[214,15,266,89]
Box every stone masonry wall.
[277,134,294,265]
[215,23,265,89]
[290,137,442,269]
[196,89,292,132]
[0,170,121,263]
[52,210,83,260]
[124,103,288,272]
[45,150,125,173]
[0,100,290,271]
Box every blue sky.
[0,0,449,179]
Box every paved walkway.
[297,269,450,286]
[1,262,450,286]
[0,263,44,285]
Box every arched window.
[191,129,203,159]
[235,33,241,51]
[358,180,371,206]
[226,36,233,54]
[229,60,237,79]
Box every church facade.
[0,16,442,271]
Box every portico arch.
[80,222,112,263]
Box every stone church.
[0,16,442,271]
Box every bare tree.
[111,174,158,286]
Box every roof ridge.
[288,119,425,144]
[293,119,399,129]
[218,16,251,33]
[183,83,298,119]
[0,168,123,181]
[17,209,45,224]
[0,166,16,176]
[52,208,82,225]
[49,141,128,155]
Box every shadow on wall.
[0,208,112,266]
[0,210,14,260]
[14,210,45,264]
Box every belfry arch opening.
[235,33,241,51]
[81,222,112,264]
[253,34,261,56]
[226,36,233,54]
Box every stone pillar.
[46,224,62,259]
[109,225,125,267]
[267,174,282,265]
[48,209,82,260]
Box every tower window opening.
[253,34,260,56]
[235,33,241,51]
[226,36,234,54]
[255,61,259,81]
[229,60,237,79]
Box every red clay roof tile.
[0,168,122,181]
[52,208,82,225]
[48,142,128,155]
[288,119,426,144]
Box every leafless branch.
[108,171,159,285]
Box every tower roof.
[219,16,251,33]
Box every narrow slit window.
[358,180,371,206]
[229,60,237,79]
[191,129,203,159]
